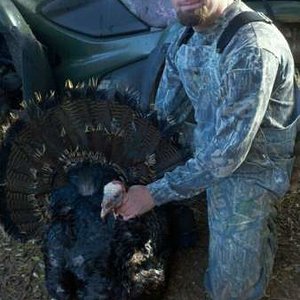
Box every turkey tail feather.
[0,81,189,240]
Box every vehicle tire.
[0,35,22,124]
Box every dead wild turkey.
[0,80,191,300]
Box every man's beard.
[176,6,209,27]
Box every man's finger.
[116,202,139,219]
[115,200,134,215]
[122,214,137,221]
[117,206,136,217]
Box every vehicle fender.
[102,23,181,112]
[101,44,168,113]
[0,0,55,101]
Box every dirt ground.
[0,188,299,300]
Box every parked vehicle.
[0,0,299,121]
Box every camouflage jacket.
[147,0,296,205]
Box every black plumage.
[0,80,191,299]
[44,166,171,299]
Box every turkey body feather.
[45,182,171,299]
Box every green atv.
[0,0,299,122]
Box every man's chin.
[176,5,210,27]
[176,11,201,26]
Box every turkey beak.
[100,208,107,219]
[100,201,113,219]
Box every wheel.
[0,35,22,124]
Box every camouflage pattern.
[147,0,297,299]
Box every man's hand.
[115,185,155,220]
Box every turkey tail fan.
[0,80,190,240]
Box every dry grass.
[0,232,48,300]
[264,191,300,300]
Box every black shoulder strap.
[217,11,272,53]
[177,27,194,47]
[177,11,271,51]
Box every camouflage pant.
[204,174,281,300]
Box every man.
[116,0,297,299]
